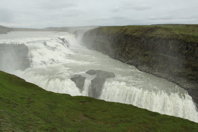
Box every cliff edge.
[82,25,198,105]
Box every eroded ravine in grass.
[0,31,198,123]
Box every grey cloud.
[121,5,152,11]
[38,1,77,10]
[0,0,197,28]
[149,16,198,21]
[112,3,151,13]
[132,6,151,11]
[0,9,13,23]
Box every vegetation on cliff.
[0,71,198,131]
[99,25,198,43]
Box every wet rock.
[86,70,96,75]
[58,37,69,48]
[71,70,115,98]
[87,70,115,98]
[88,77,106,98]
[71,74,86,92]
[86,70,115,78]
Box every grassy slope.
[0,71,198,132]
[99,25,198,43]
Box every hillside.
[82,25,198,105]
[0,71,198,131]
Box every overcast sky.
[0,0,198,28]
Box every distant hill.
[0,25,12,34]
[44,26,96,33]
[0,25,95,34]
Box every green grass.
[0,71,198,132]
[98,25,198,43]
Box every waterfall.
[0,31,198,123]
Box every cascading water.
[0,31,197,123]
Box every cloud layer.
[0,0,198,28]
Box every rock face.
[82,26,198,105]
[71,70,115,98]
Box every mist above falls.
[0,31,197,123]
[0,44,30,73]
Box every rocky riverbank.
[82,25,198,105]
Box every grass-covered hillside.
[0,71,198,132]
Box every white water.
[0,31,198,122]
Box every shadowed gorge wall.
[82,25,198,105]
